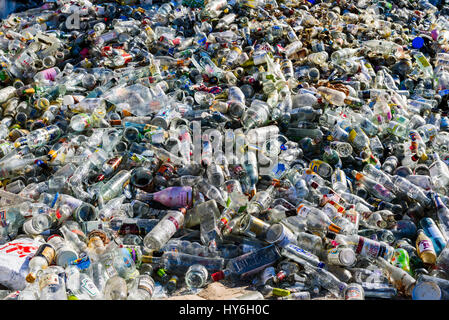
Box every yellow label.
[272,288,291,296]
[348,129,357,142]
[418,55,431,68]
[40,245,56,264]
[232,47,242,55]
[309,159,324,173]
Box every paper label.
[36,244,55,265]
[418,239,433,253]
[356,237,380,258]
[137,277,154,296]
[39,273,59,290]
[80,277,99,297]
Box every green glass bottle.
[391,248,411,275]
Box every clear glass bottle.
[211,245,281,281]
[127,264,155,300]
[103,275,128,300]
[38,266,67,300]
[296,203,342,234]
[281,243,324,268]
[296,232,323,256]
[143,209,185,250]
[241,99,270,129]
[199,200,221,249]
[326,232,394,261]
[376,257,416,297]
[185,264,209,289]
[143,251,225,276]
[98,170,132,202]
[26,243,56,283]
[246,185,275,216]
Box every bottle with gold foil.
[26,243,56,283]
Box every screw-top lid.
[157,268,168,278]
[211,270,225,281]
[87,229,108,244]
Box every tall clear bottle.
[127,264,155,300]
[211,245,281,281]
[98,170,132,202]
[143,209,185,250]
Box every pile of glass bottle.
[1,0,449,300]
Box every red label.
[167,216,180,230]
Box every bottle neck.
[135,189,154,202]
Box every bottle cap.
[157,268,168,278]
[412,37,424,49]
[211,270,225,281]
[26,273,36,283]
[87,229,108,244]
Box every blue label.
[230,245,281,277]
[124,122,146,133]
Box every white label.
[327,248,343,265]
[80,277,99,297]
[137,277,154,296]
[418,240,433,253]
[357,238,380,258]
[296,205,310,218]
[105,264,118,278]
[39,274,59,290]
